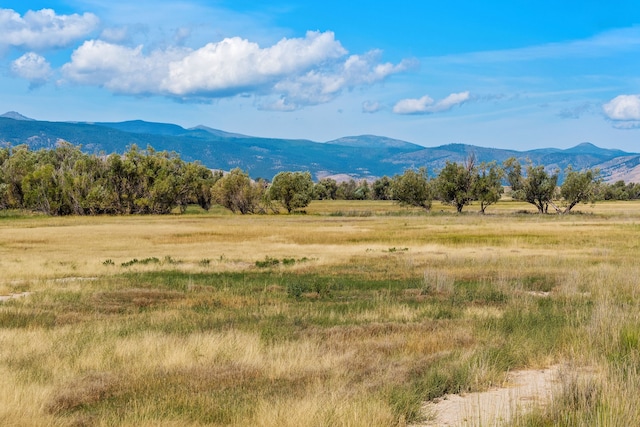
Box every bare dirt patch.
[415,365,562,427]
[0,292,32,302]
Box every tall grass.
[0,200,638,425]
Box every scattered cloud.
[362,100,381,113]
[174,27,192,46]
[10,52,52,87]
[437,26,640,64]
[258,98,297,112]
[0,8,99,51]
[393,91,470,114]
[271,52,414,109]
[610,121,640,129]
[61,31,411,109]
[99,26,131,43]
[558,102,594,119]
[393,95,433,114]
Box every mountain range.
[1,111,639,183]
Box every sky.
[2,1,640,152]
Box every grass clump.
[386,247,408,253]
[255,256,312,268]
[255,256,280,268]
[121,257,160,267]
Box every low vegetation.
[0,200,639,426]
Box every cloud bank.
[61,31,411,109]
[2,7,413,110]
[393,91,470,114]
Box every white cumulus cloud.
[393,95,434,114]
[11,52,52,86]
[603,94,640,121]
[602,94,640,129]
[62,40,186,94]
[162,31,347,97]
[62,31,411,109]
[393,91,470,114]
[0,8,99,51]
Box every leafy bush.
[286,282,309,298]
[255,257,280,268]
[121,257,160,267]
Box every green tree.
[505,158,558,214]
[503,157,558,213]
[181,162,217,211]
[66,148,110,215]
[503,157,523,194]
[557,166,601,213]
[601,180,640,200]
[336,179,358,200]
[119,145,149,214]
[22,163,61,215]
[372,176,393,200]
[391,167,433,211]
[269,171,314,213]
[473,161,505,214]
[314,178,338,200]
[212,168,264,214]
[0,145,36,209]
[436,157,476,213]
[524,164,558,214]
[0,146,11,209]
[354,180,372,200]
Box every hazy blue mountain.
[190,125,251,139]
[0,111,34,121]
[92,120,191,137]
[325,135,422,151]
[1,113,638,182]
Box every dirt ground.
[415,365,562,427]
[0,292,32,302]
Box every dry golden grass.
[1,200,630,285]
[0,200,639,426]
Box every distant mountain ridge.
[0,112,638,183]
[0,111,34,121]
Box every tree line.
[0,143,216,215]
[1,143,637,216]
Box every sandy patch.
[0,292,32,302]
[416,365,561,427]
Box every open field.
[1,200,640,426]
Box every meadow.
[1,200,639,426]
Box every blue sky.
[2,1,640,151]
